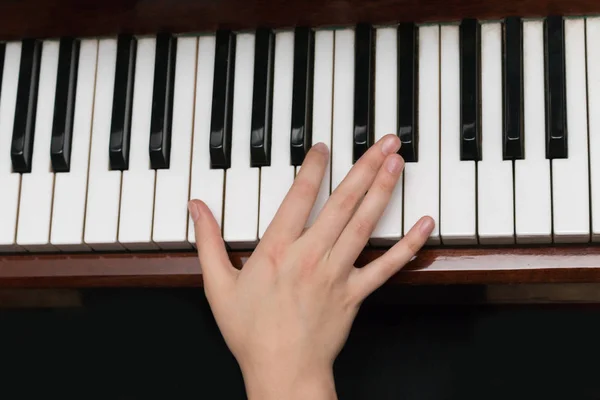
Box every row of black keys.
[0,16,569,174]
[0,33,177,173]
[244,15,569,165]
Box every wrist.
[240,361,337,400]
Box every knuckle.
[405,235,423,254]
[304,250,322,269]
[295,249,323,279]
[353,217,375,238]
[268,241,287,265]
[338,190,360,213]
[373,174,396,194]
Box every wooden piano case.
[0,0,599,289]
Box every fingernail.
[385,156,402,174]
[419,217,435,235]
[382,135,400,155]
[188,201,200,223]
[313,142,329,154]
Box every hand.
[188,134,434,400]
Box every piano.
[0,0,599,288]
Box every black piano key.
[109,34,137,171]
[11,39,42,173]
[250,28,274,167]
[353,23,375,163]
[503,17,524,160]
[210,30,236,169]
[460,18,481,161]
[0,43,5,99]
[397,22,418,163]
[50,38,80,173]
[544,15,568,159]
[290,27,315,166]
[149,33,176,170]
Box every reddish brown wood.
[1,245,600,287]
[1,0,600,290]
[0,0,598,41]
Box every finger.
[261,142,329,245]
[329,153,404,268]
[349,216,435,301]
[305,134,400,250]
[188,199,237,295]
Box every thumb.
[188,199,236,294]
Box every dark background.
[0,286,598,399]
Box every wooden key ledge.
[1,245,600,288]
[0,0,599,41]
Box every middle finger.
[304,133,400,250]
[329,153,404,267]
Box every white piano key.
[478,22,515,245]
[306,30,334,227]
[258,31,295,238]
[223,32,259,249]
[440,25,477,245]
[0,42,22,252]
[371,26,402,245]
[188,35,224,246]
[587,17,600,242]
[16,40,60,252]
[515,20,552,244]
[552,18,590,243]
[51,39,98,251]
[331,28,354,191]
[84,38,123,251]
[403,25,440,244]
[152,36,197,249]
[118,37,158,250]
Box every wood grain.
[0,0,599,41]
[1,245,600,287]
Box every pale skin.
[188,133,435,399]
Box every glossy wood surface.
[0,245,599,287]
[0,0,599,41]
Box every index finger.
[260,142,330,246]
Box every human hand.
[188,133,434,400]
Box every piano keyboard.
[1,16,599,253]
